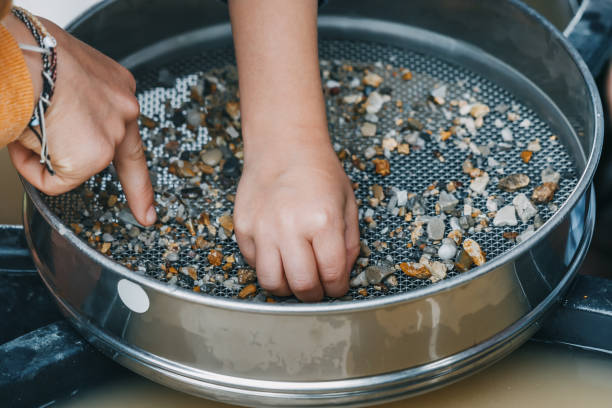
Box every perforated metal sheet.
[43,40,578,301]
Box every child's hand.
[229,0,360,301]
[5,16,155,226]
[234,134,360,302]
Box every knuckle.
[106,121,126,142]
[320,267,344,285]
[122,94,141,120]
[258,274,284,292]
[291,276,318,293]
[119,66,137,92]
[124,140,145,162]
[233,216,252,237]
[347,242,360,259]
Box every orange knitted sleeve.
[0,6,35,149]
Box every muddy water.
[55,343,612,407]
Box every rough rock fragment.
[373,158,390,176]
[512,193,538,223]
[427,218,445,241]
[541,167,561,184]
[208,249,223,266]
[363,72,383,87]
[400,262,431,279]
[361,122,377,137]
[365,264,395,285]
[532,182,558,204]
[438,190,459,213]
[429,261,447,283]
[493,205,518,227]
[470,172,490,194]
[463,239,486,266]
[498,174,530,192]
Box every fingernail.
[145,205,157,225]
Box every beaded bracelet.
[11,6,57,175]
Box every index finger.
[113,120,156,226]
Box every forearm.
[228,0,329,158]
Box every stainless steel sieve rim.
[21,0,603,315]
[30,186,594,402]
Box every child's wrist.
[3,14,44,102]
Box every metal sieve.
[42,41,579,300]
[22,0,608,406]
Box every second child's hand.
[229,0,360,301]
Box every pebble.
[470,103,490,118]
[513,193,538,223]
[501,128,513,142]
[343,94,362,104]
[395,190,408,207]
[400,262,431,279]
[225,101,241,121]
[541,167,561,184]
[438,190,459,213]
[371,184,384,201]
[222,156,241,178]
[167,252,179,262]
[498,174,530,192]
[364,146,377,159]
[366,91,385,114]
[201,148,223,166]
[361,122,377,137]
[350,270,368,287]
[454,249,474,272]
[429,261,447,283]
[365,264,395,284]
[516,226,536,243]
[372,158,390,176]
[532,182,558,204]
[527,139,542,152]
[237,268,256,285]
[363,72,383,87]
[463,239,486,266]
[493,205,518,227]
[470,172,490,194]
[427,218,445,241]
[226,126,240,139]
[438,238,457,260]
[186,109,203,127]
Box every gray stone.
[469,172,490,194]
[365,264,395,285]
[513,193,538,223]
[364,146,377,159]
[438,190,459,213]
[427,218,445,241]
[201,148,223,166]
[350,270,368,287]
[493,205,518,227]
[541,166,561,184]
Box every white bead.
[43,35,57,48]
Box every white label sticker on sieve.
[117,279,150,313]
